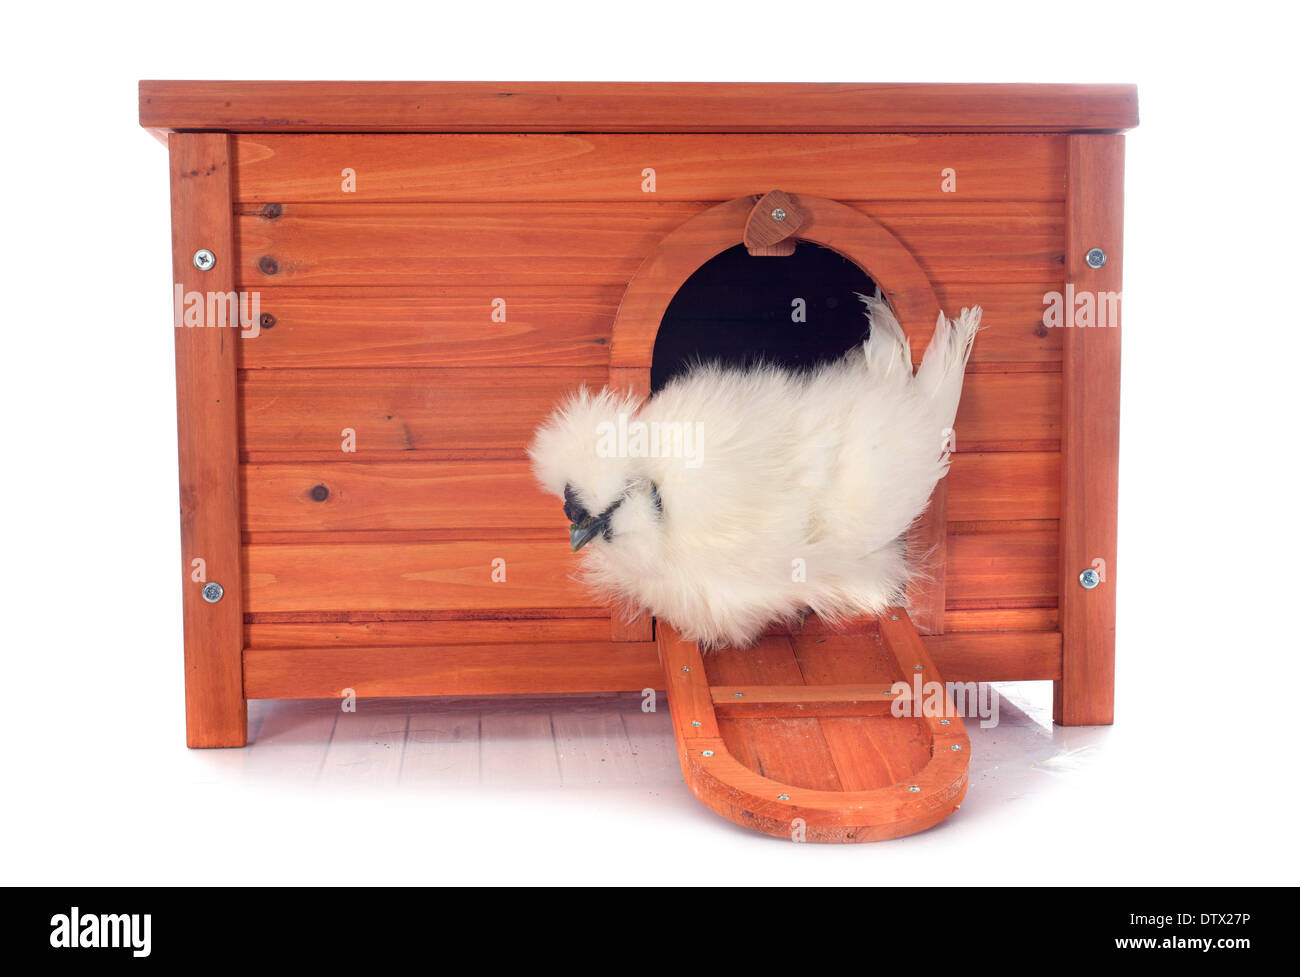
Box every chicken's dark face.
[563,483,622,552]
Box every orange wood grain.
[610,613,653,643]
[241,453,1056,532]
[952,372,1060,451]
[239,367,603,457]
[241,461,556,532]
[169,133,247,748]
[926,630,1063,683]
[945,528,1059,608]
[946,452,1060,522]
[234,201,1062,289]
[230,282,1061,371]
[702,637,845,791]
[238,368,1055,457]
[231,133,1067,203]
[244,539,600,614]
[943,606,1057,632]
[140,81,1139,134]
[243,641,663,699]
[237,287,619,369]
[245,616,613,648]
[1055,135,1124,727]
[239,624,1061,694]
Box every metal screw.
[777,794,790,801]
[701,750,714,757]
[201,582,224,603]
[193,249,216,271]
[771,207,787,222]
[890,615,899,621]
[1085,247,1107,269]
[939,719,951,725]
[681,666,691,672]
[690,720,701,727]
[733,692,744,698]
[914,665,923,672]
[908,786,921,793]
[950,744,963,751]
[1079,568,1101,589]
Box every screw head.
[777,794,790,801]
[771,207,787,222]
[1079,568,1101,589]
[950,744,963,751]
[701,750,714,757]
[939,719,951,725]
[908,786,921,793]
[192,249,216,271]
[914,665,923,672]
[681,666,691,672]
[201,581,224,603]
[890,615,899,621]
[690,720,701,727]
[1085,247,1107,269]
[733,692,744,698]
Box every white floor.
[11,673,1283,886]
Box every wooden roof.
[140,81,1138,135]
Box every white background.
[2,0,1297,886]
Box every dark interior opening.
[650,242,882,392]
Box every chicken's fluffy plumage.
[528,295,981,648]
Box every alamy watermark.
[1042,284,1121,329]
[891,676,1001,728]
[50,908,151,958]
[596,412,704,469]
[174,285,263,338]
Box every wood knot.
[310,484,330,502]
[258,256,279,275]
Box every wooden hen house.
[141,81,1136,842]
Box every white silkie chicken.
[528,294,981,648]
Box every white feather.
[528,298,982,648]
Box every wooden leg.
[1054,134,1124,726]
[169,133,247,747]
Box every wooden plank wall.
[231,134,1065,694]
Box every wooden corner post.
[169,132,247,747]
[1055,134,1124,726]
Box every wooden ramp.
[658,609,970,842]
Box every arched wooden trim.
[610,193,942,370]
[609,192,949,634]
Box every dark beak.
[569,515,609,552]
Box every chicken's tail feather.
[855,290,912,383]
[915,305,981,433]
